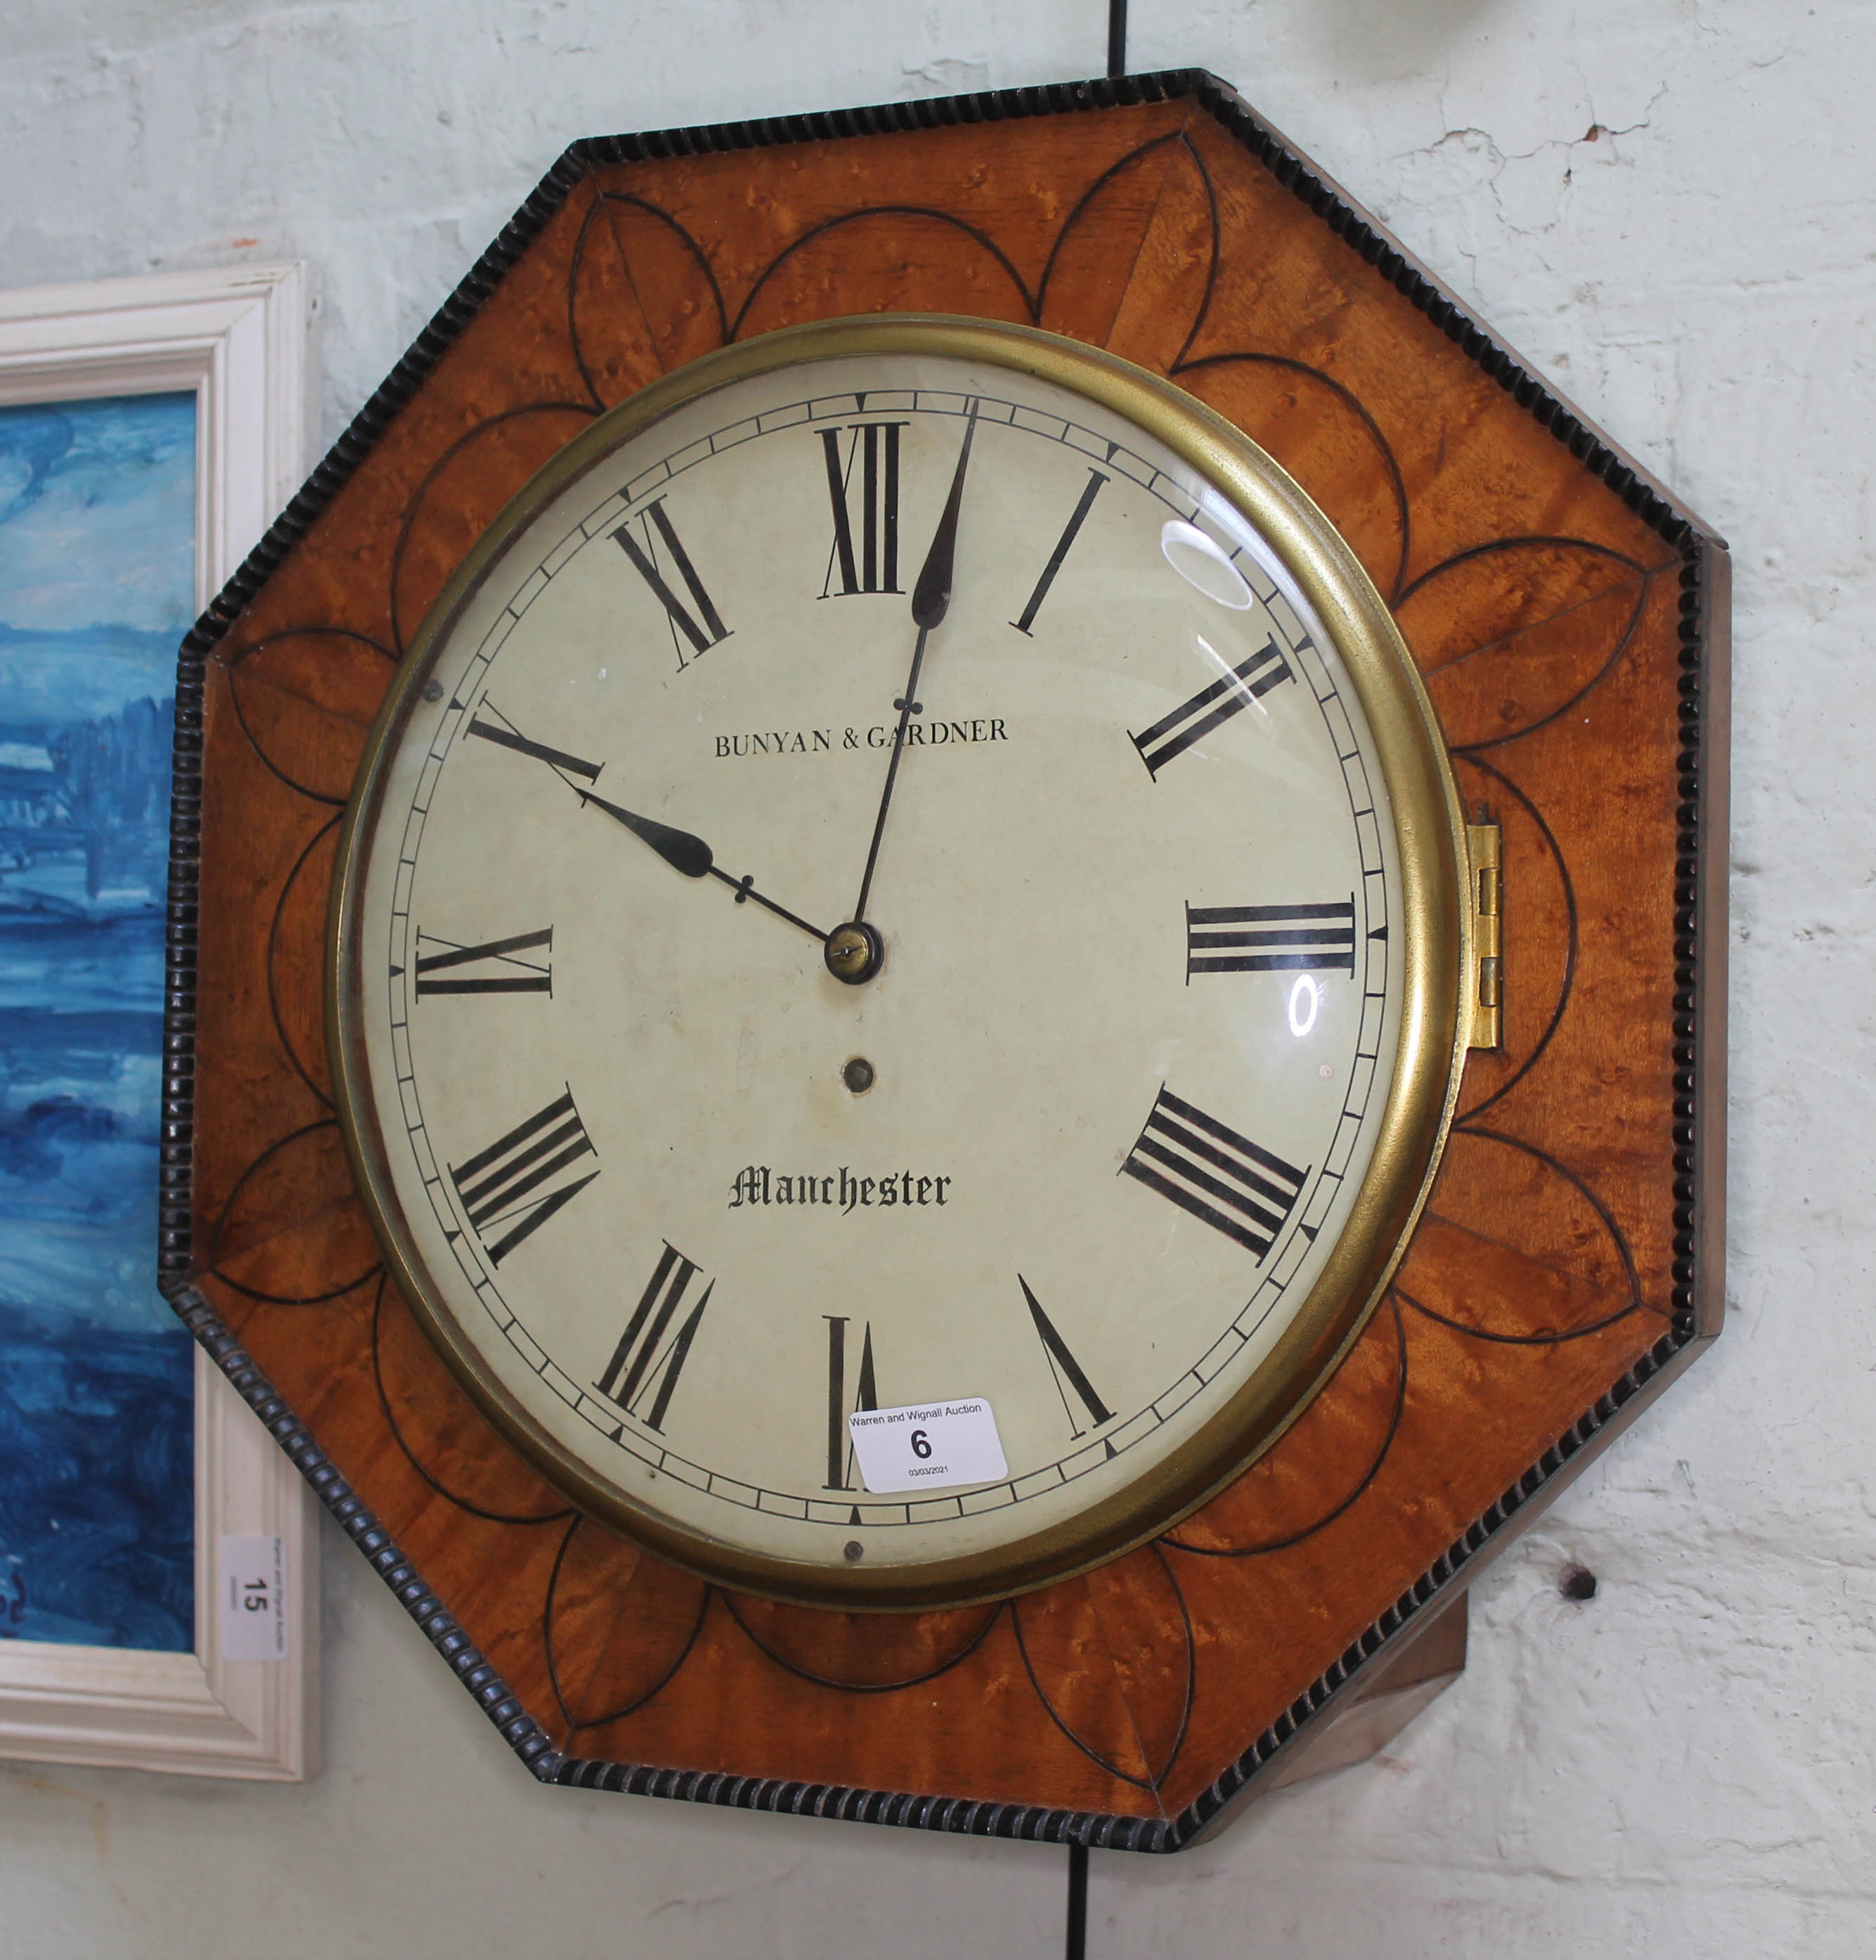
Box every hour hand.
[581,790,828,943]
[584,791,835,952]
[580,789,713,878]
[467,706,714,883]
[465,706,827,945]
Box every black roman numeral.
[1122,1087,1307,1259]
[612,498,730,667]
[595,1243,712,1432]
[1010,468,1108,635]
[448,1089,597,1266]
[413,926,553,997]
[1130,637,1294,776]
[818,421,905,597]
[823,1314,879,1492]
[465,706,602,781]
[1185,900,1356,978]
[1018,1276,1113,1439]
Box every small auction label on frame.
[219,1533,289,1660]
[848,1398,1008,1493]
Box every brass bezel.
[329,315,1470,1610]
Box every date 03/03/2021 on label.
[848,1399,1009,1494]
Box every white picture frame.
[0,264,321,1779]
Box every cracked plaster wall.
[0,3,1866,1954]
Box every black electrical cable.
[1066,27,1123,1949]
[1066,1840,1089,1959]
[1068,73,1127,1948]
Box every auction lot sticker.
[848,1398,1009,1493]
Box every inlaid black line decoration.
[202,1117,383,1306]
[1162,1294,1408,1559]
[718,1591,1004,1696]
[1403,1124,1658,1345]
[370,1275,575,1527]
[222,625,399,804]
[569,190,732,411]
[1012,1543,1194,1794]
[1402,535,1662,753]
[266,813,344,1108]
[542,1517,709,1734]
[385,402,600,654]
[1172,351,1412,598]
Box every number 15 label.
[848,1398,1009,1494]
[219,1533,289,1661]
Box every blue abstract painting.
[0,391,195,1652]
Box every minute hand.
[910,401,977,632]
[850,403,979,924]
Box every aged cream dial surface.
[332,318,1466,1608]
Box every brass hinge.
[1467,818,1502,1051]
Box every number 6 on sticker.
[846,1399,1007,1493]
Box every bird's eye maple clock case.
[165,71,1727,1852]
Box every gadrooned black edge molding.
[161,1281,564,1779]
[160,66,1726,1855]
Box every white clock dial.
[334,320,1465,1606]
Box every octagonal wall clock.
[164,71,1727,1850]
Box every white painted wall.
[0,3,1863,1952]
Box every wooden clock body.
[163,72,1727,1851]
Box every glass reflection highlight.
[1288,975,1321,1038]
[1160,519,1255,609]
